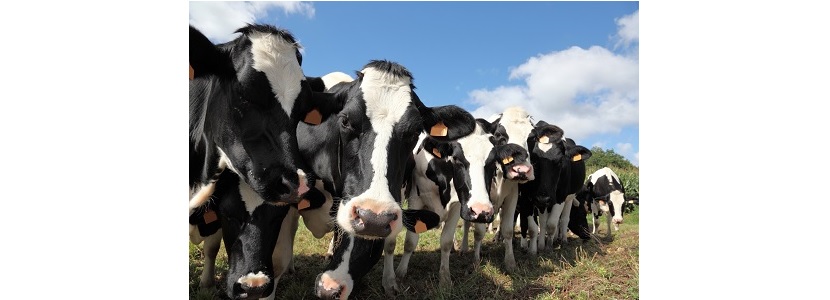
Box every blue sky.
[189,1,639,165]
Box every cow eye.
[339,114,351,129]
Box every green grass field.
[190,206,639,300]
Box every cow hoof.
[439,274,453,289]
[504,260,517,273]
[383,282,400,297]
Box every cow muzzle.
[463,202,495,223]
[233,272,272,299]
[507,163,534,182]
[338,197,403,239]
[316,273,349,300]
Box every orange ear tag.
[304,109,322,125]
[432,148,442,158]
[502,156,514,165]
[538,136,550,144]
[298,199,311,210]
[415,220,428,233]
[430,122,448,137]
[203,209,217,224]
[189,65,194,80]
[572,154,582,162]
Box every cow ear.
[296,186,328,211]
[402,209,441,233]
[475,118,495,134]
[569,145,592,162]
[423,105,476,141]
[421,137,452,159]
[190,25,234,79]
[302,92,343,125]
[306,76,327,93]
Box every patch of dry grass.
[189,207,639,299]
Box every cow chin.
[336,198,403,239]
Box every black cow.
[516,121,568,255]
[296,61,476,299]
[188,24,338,300]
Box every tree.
[585,147,637,171]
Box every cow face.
[189,24,338,209]
[485,143,534,188]
[524,121,567,207]
[324,60,475,239]
[451,127,498,223]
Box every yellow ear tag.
[430,122,448,137]
[304,109,322,125]
[203,209,217,224]
[538,136,550,144]
[298,199,311,210]
[432,148,442,158]
[415,220,428,233]
[572,154,582,162]
[502,156,514,165]
[189,65,194,80]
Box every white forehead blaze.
[249,32,303,116]
[590,167,621,186]
[238,179,265,215]
[500,106,535,152]
[457,127,495,205]
[359,67,414,195]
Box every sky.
[189,1,640,165]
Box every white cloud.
[615,142,639,166]
[468,45,638,141]
[615,10,639,49]
[189,1,315,43]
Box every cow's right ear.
[301,91,344,125]
[189,25,234,79]
[421,137,453,159]
[402,209,441,233]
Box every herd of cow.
[188,24,630,300]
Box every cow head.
[189,24,339,210]
[320,60,475,239]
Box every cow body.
[579,167,627,236]
[475,107,536,272]
[297,61,475,299]
[188,24,338,299]
[394,127,499,287]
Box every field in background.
[190,206,639,300]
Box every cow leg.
[591,201,600,234]
[440,202,461,288]
[606,210,613,238]
[382,233,401,296]
[460,219,471,253]
[556,195,575,246]
[536,209,547,252]
[473,222,486,266]
[546,203,564,249]
[199,229,222,288]
[395,230,420,279]
[500,194,518,272]
[527,211,540,256]
[261,208,299,300]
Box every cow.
[295,61,476,299]
[188,23,340,299]
[515,121,568,255]
[393,125,502,288]
[471,107,536,272]
[579,167,627,237]
[517,135,592,250]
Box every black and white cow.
[518,135,592,250]
[295,61,476,299]
[472,107,536,272]
[579,167,627,236]
[393,126,501,288]
[188,24,338,299]
[516,121,568,255]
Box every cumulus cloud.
[189,1,315,43]
[614,10,639,49]
[615,143,639,166]
[468,45,638,141]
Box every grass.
[189,206,639,299]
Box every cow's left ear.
[568,145,592,162]
[422,105,476,141]
[402,209,441,233]
[301,91,344,125]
